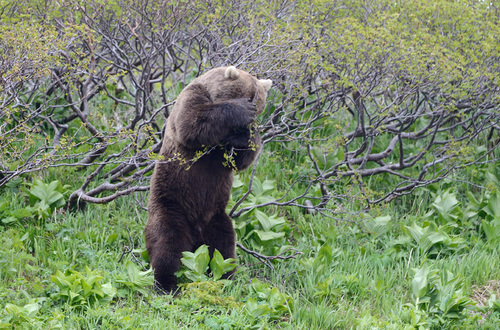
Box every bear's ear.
[259,79,272,92]
[224,66,240,80]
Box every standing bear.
[146,66,272,293]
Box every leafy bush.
[403,221,467,256]
[0,298,50,329]
[50,267,117,308]
[0,229,36,281]
[406,264,475,328]
[175,245,237,282]
[245,279,293,325]
[22,179,69,214]
[114,261,154,297]
[231,177,291,255]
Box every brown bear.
[145,66,272,293]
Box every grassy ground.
[1,152,500,329]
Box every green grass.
[1,156,500,329]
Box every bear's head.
[195,66,272,114]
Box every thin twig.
[236,242,303,272]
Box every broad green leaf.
[254,230,285,242]
[432,191,459,222]
[254,209,285,231]
[412,265,429,299]
[232,175,244,188]
[180,251,197,270]
[404,223,424,242]
[316,244,333,264]
[487,192,500,217]
[245,298,270,318]
[2,217,17,224]
[482,220,500,242]
[101,282,117,300]
[366,216,391,237]
[252,177,263,196]
[106,233,119,244]
[23,303,40,317]
[194,249,210,275]
[262,179,276,192]
[209,250,225,280]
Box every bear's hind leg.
[151,257,180,294]
[146,223,195,294]
[204,212,236,279]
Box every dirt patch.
[471,280,500,307]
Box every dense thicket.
[1,0,499,217]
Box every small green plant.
[431,190,461,224]
[245,279,293,324]
[114,261,154,296]
[365,215,392,238]
[298,244,341,283]
[485,294,500,312]
[235,209,289,255]
[230,176,278,210]
[313,273,361,302]
[479,192,500,243]
[22,179,69,215]
[313,276,342,301]
[403,221,467,256]
[0,201,32,225]
[230,176,291,254]
[405,264,474,327]
[210,249,238,281]
[205,314,242,330]
[0,298,47,328]
[0,228,37,281]
[50,267,117,308]
[175,245,237,282]
[176,245,210,282]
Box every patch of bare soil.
[471,280,500,307]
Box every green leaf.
[316,244,333,264]
[366,215,391,238]
[404,223,424,242]
[245,298,270,319]
[412,265,429,299]
[261,179,276,192]
[2,217,18,224]
[179,245,210,281]
[487,192,500,217]
[101,282,117,300]
[420,231,447,252]
[23,179,68,213]
[106,233,119,244]
[432,190,460,222]
[232,175,244,188]
[254,209,285,231]
[482,219,500,242]
[23,303,40,317]
[208,249,236,280]
[194,248,210,275]
[180,251,197,270]
[254,230,285,242]
[209,250,225,280]
[252,177,263,196]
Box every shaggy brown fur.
[145,66,272,292]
